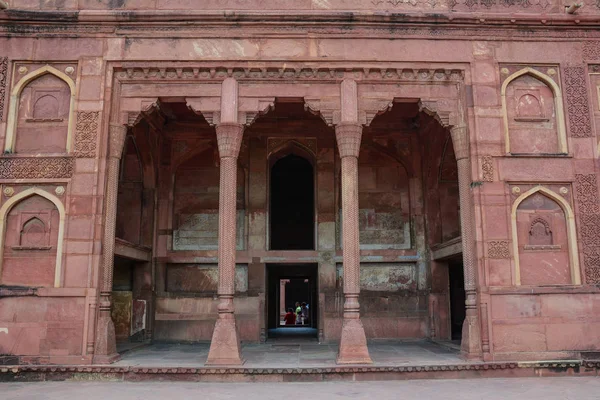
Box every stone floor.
[3,377,600,400]
[115,339,465,368]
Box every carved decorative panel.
[583,42,600,60]
[0,157,74,179]
[0,57,6,121]
[15,72,71,154]
[515,191,571,284]
[481,156,493,182]
[564,66,592,138]
[74,111,99,158]
[488,241,510,259]
[575,174,600,215]
[528,217,553,246]
[2,194,59,287]
[575,174,600,283]
[504,71,559,154]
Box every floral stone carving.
[564,66,592,138]
[575,174,600,283]
[74,111,99,158]
[0,157,74,179]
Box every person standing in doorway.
[301,302,309,326]
[295,302,302,325]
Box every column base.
[336,318,372,364]
[206,317,244,366]
[460,315,483,360]
[93,313,120,364]
[92,353,121,364]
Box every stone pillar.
[206,78,244,366]
[280,279,286,321]
[336,79,372,364]
[450,125,482,359]
[94,124,127,364]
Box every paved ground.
[2,378,599,399]
[115,339,464,368]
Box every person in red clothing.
[283,308,296,325]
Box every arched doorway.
[269,153,315,250]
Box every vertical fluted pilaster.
[206,122,245,366]
[94,124,127,364]
[335,123,372,365]
[450,125,482,359]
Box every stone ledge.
[2,360,598,382]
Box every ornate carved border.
[0,57,7,121]
[4,16,600,41]
[115,66,465,83]
[575,174,600,284]
[0,157,74,179]
[564,66,592,138]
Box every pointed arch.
[171,140,214,171]
[20,216,47,246]
[268,139,316,168]
[501,67,567,154]
[511,186,580,286]
[438,132,458,183]
[119,135,144,184]
[0,187,66,288]
[4,65,77,153]
[364,140,414,179]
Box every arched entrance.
[269,153,315,250]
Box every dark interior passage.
[270,154,314,250]
[283,278,312,325]
[448,260,466,341]
[267,264,318,340]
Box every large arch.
[0,187,66,288]
[511,186,580,286]
[4,65,76,153]
[501,67,567,155]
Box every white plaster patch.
[192,40,249,58]
[0,328,7,334]
[312,0,331,9]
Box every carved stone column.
[94,124,127,364]
[336,122,372,365]
[206,121,245,365]
[450,125,482,359]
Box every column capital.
[108,124,128,159]
[215,123,244,158]
[450,125,470,161]
[335,123,363,158]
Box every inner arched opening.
[270,153,315,250]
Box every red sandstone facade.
[0,0,599,366]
